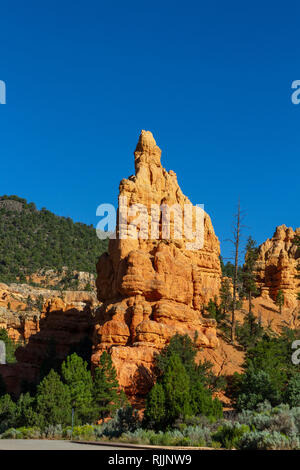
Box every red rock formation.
[255,225,300,307]
[92,130,222,398]
[0,291,97,396]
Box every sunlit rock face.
[254,225,300,308]
[92,130,222,398]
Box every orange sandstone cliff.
[91,130,222,398]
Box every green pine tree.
[61,353,94,424]
[144,383,166,430]
[220,277,233,316]
[93,351,125,420]
[0,394,17,433]
[36,369,71,427]
[242,236,259,334]
[162,353,192,424]
[276,289,285,315]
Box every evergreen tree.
[220,277,233,316]
[144,383,166,430]
[0,394,17,433]
[162,353,192,425]
[276,289,285,315]
[242,236,259,334]
[205,297,225,324]
[15,393,38,428]
[155,333,197,378]
[231,328,300,410]
[61,353,94,424]
[144,335,224,429]
[36,369,71,427]
[93,351,124,420]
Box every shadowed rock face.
[254,225,300,307]
[0,285,97,397]
[92,130,222,398]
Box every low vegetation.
[1,331,299,449]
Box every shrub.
[237,403,299,436]
[235,369,281,411]
[238,430,300,450]
[0,428,21,439]
[43,424,63,439]
[0,427,41,439]
[101,406,140,438]
[119,429,156,445]
[65,424,96,441]
[182,425,212,446]
[15,426,41,439]
[285,375,300,407]
[212,422,250,449]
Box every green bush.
[65,424,96,441]
[285,375,300,407]
[212,422,250,449]
[0,428,21,439]
[232,329,300,410]
[0,427,41,439]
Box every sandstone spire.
[92,130,222,398]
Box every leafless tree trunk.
[231,200,241,343]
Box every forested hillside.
[0,195,108,283]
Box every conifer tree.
[61,353,94,424]
[220,277,232,316]
[143,383,166,430]
[243,236,259,334]
[162,353,192,424]
[36,369,71,427]
[276,289,285,315]
[93,351,125,420]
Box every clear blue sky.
[0,1,299,261]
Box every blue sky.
[0,1,299,261]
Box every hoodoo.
[92,130,222,399]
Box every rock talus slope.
[92,130,222,397]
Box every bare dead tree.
[226,200,245,343]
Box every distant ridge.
[0,195,108,283]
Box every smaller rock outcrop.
[0,282,98,396]
[254,225,300,307]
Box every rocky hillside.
[0,195,108,283]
